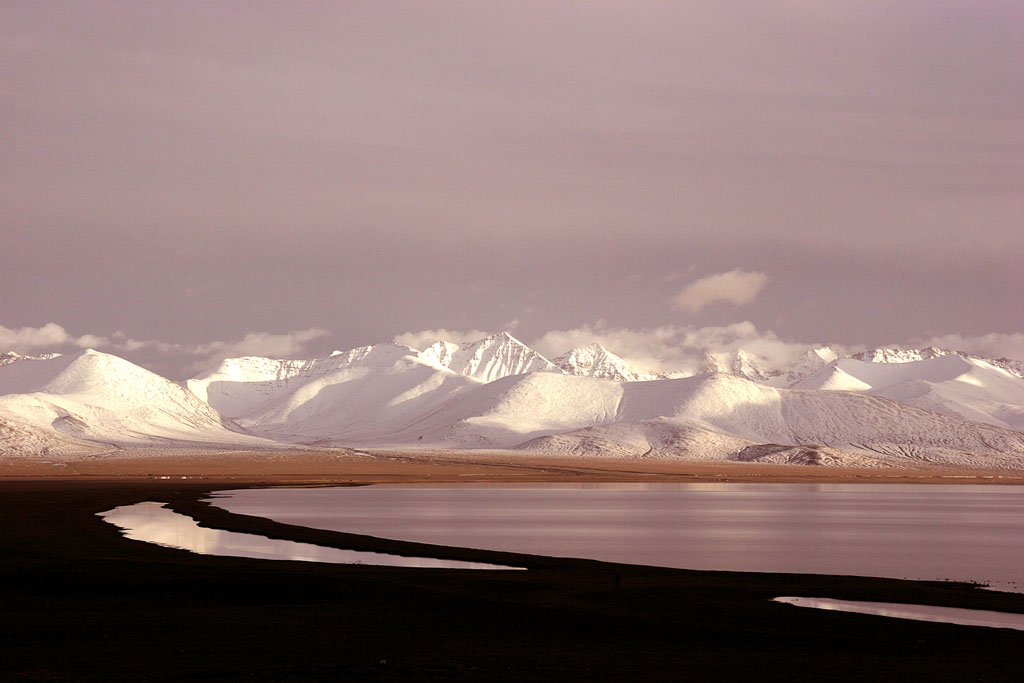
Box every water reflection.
[211,483,1024,590]
[98,502,519,570]
[774,597,1024,631]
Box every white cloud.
[912,332,1024,361]
[393,328,492,350]
[531,324,1024,377]
[9,319,1024,383]
[1,322,331,376]
[75,333,109,348]
[672,269,769,313]
[530,320,820,375]
[0,322,104,351]
[188,328,329,360]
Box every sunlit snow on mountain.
[3,333,1024,470]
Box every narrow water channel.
[98,502,520,570]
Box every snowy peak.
[792,353,1024,431]
[782,346,840,386]
[0,349,269,450]
[187,343,430,418]
[554,343,655,382]
[793,354,992,393]
[420,332,561,382]
[0,351,62,366]
[851,347,953,364]
[851,347,1024,380]
[697,350,779,383]
[0,348,167,397]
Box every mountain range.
[3,332,1024,470]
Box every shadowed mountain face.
[2,336,1024,470]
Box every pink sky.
[2,2,1022,376]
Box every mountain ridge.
[3,335,1024,470]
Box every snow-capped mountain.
[781,346,840,386]
[0,349,275,454]
[419,332,561,382]
[388,370,1024,468]
[693,345,1022,387]
[3,335,1024,471]
[793,353,1024,430]
[0,351,62,366]
[513,372,1024,468]
[697,350,780,384]
[186,344,425,419]
[849,347,1024,380]
[851,347,953,364]
[554,343,656,382]
[210,344,482,444]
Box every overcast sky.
[2,2,1022,377]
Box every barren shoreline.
[5,447,1024,485]
[4,451,1024,680]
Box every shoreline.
[5,447,1024,485]
[4,455,1024,679]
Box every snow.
[0,351,62,366]
[419,332,561,382]
[554,343,657,381]
[0,349,276,455]
[2,338,1024,469]
[235,346,482,444]
[512,372,1024,467]
[697,350,780,383]
[187,344,428,419]
[794,354,1024,430]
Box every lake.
[98,501,518,570]
[209,483,1024,590]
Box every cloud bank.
[0,323,92,350]
[0,323,329,376]
[673,270,770,314]
[915,333,1024,363]
[529,321,817,375]
[6,321,1024,380]
[393,328,493,351]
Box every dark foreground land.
[3,476,1024,681]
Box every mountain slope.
[793,354,1024,430]
[419,332,561,382]
[850,347,1024,380]
[1,351,62,366]
[0,349,273,452]
[186,345,425,419]
[780,347,840,386]
[192,344,483,444]
[3,340,1024,470]
[369,370,1024,468]
[553,343,656,381]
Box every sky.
[2,1,1022,378]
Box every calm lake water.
[774,597,1024,631]
[98,501,518,570]
[210,483,1024,591]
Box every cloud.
[529,320,819,375]
[188,328,330,360]
[0,323,104,350]
[393,328,492,350]
[912,332,1024,362]
[672,270,769,313]
[1,322,331,376]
